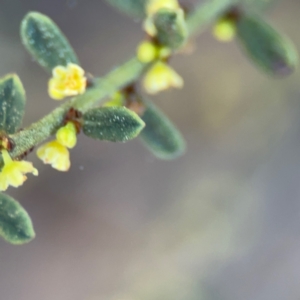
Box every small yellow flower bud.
[0,150,38,191]
[48,63,87,100]
[137,41,158,63]
[56,122,77,149]
[143,61,183,94]
[36,141,70,172]
[213,18,236,42]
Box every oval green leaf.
[236,14,298,76]
[0,74,26,134]
[154,8,188,50]
[105,0,147,18]
[139,99,186,160]
[83,106,145,142]
[0,193,35,245]
[21,11,79,72]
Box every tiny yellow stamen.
[36,141,70,172]
[0,150,38,191]
[56,122,77,149]
[48,63,87,100]
[213,18,236,42]
[143,61,183,94]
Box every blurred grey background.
[0,0,300,300]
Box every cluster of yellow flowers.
[36,63,85,172]
[137,0,184,95]
[137,40,183,94]
[0,1,188,191]
[37,121,77,172]
[0,63,86,191]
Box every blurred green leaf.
[139,99,186,160]
[154,8,188,50]
[0,74,26,134]
[83,106,145,142]
[21,11,79,72]
[0,193,35,245]
[105,0,147,18]
[236,14,298,76]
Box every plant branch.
[8,0,274,161]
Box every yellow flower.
[213,18,236,42]
[36,141,70,172]
[48,63,87,100]
[0,150,38,191]
[143,61,183,94]
[137,41,159,63]
[56,122,77,149]
[146,0,180,16]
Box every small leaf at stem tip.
[82,107,145,142]
[236,14,298,76]
[0,193,35,245]
[139,98,186,160]
[153,8,188,50]
[0,74,26,134]
[105,0,147,18]
[20,11,79,72]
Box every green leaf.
[21,11,79,72]
[154,8,188,50]
[139,99,186,160]
[0,193,35,245]
[0,74,26,134]
[236,14,298,76]
[105,0,147,18]
[82,106,145,142]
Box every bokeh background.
[0,0,300,299]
